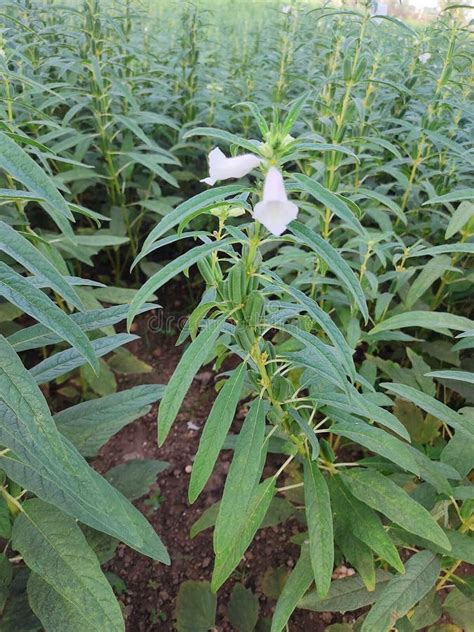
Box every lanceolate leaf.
[212,478,275,591]
[330,420,419,475]
[361,551,440,632]
[12,499,124,632]
[271,544,313,632]
[7,303,156,352]
[342,469,451,550]
[299,570,392,613]
[292,173,365,235]
[0,263,98,371]
[0,132,73,221]
[266,272,356,379]
[214,398,266,555]
[382,382,474,438]
[289,221,368,321]
[329,476,404,573]
[189,362,247,502]
[369,311,474,336]
[304,459,334,598]
[158,317,225,445]
[0,221,83,310]
[142,185,245,251]
[0,337,168,562]
[54,384,165,457]
[29,333,137,384]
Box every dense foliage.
[0,0,472,630]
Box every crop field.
[0,0,473,630]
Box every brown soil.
[91,312,361,632]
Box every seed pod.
[272,375,293,402]
[353,57,367,83]
[228,262,248,306]
[234,323,256,353]
[244,290,265,325]
[197,257,215,286]
[343,56,353,82]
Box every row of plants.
[0,0,472,630]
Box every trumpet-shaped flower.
[253,167,298,236]
[418,52,431,64]
[201,147,261,186]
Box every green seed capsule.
[272,375,293,402]
[234,323,256,353]
[197,257,215,286]
[244,290,265,325]
[228,262,247,305]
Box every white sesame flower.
[201,148,261,186]
[282,5,292,14]
[253,167,298,236]
[419,52,431,64]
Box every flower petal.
[201,148,260,186]
[253,199,298,236]
[262,167,288,203]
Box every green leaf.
[105,459,168,500]
[426,370,474,385]
[158,317,225,445]
[189,362,246,502]
[228,584,259,632]
[271,544,313,632]
[342,469,451,550]
[443,587,474,631]
[329,477,404,573]
[267,274,355,379]
[108,348,152,374]
[299,570,392,613]
[127,239,233,328]
[176,580,217,632]
[445,201,474,239]
[142,184,244,251]
[382,382,474,438]
[54,385,164,457]
[0,337,168,563]
[0,221,83,311]
[183,127,261,154]
[8,303,155,352]
[330,420,419,475]
[30,333,137,384]
[12,499,124,632]
[361,551,440,632]
[334,528,375,592]
[214,398,266,554]
[212,478,275,591]
[291,173,365,235]
[424,189,473,205]
[405,256,451,309]
[0,132,73,225]
[304,459,333,598]
[0,263,98,371]
[369,311,474,336]
[288,221,368,321]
